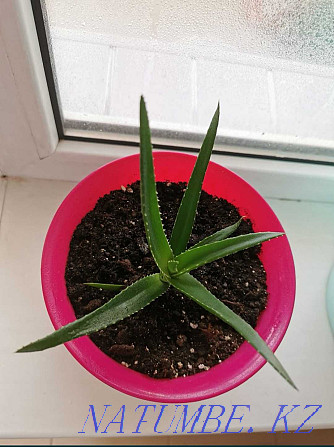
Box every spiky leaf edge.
[140,96,173,274]
[169,103,220,256]
[191,218,243,249]
[17,274,168,352]
[168,232,284,276]
[169,273,297,389]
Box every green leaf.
[169,103,220,256]
[169,273,297,389]
[84,283,125,290]
[191,218,243,249]
[140,96,173,274]
[169,232,283,276]
[17,274,168,352]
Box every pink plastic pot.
[42,151,295,402]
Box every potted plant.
[17,98,296,402]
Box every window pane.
[42,0,334,161]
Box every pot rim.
[41,151,296,402]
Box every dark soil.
[65,181,267,378]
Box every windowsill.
[15,139,334,205]
[0,173,333,437]
[1,2,333,439]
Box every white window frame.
[1,0,334,204]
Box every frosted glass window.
[42,0,334,162]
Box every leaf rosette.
[17,97,296,390]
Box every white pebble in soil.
[198,364,210,371]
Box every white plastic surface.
[326,267,334,336]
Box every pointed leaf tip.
[139,97,173,274]
[169,103,220,255]
[16,274,168,352]
[169,273,296,390]
[191,218,243,249]
[84,283,125,291]
[172,232,284,276]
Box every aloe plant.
[17,97,296,389]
